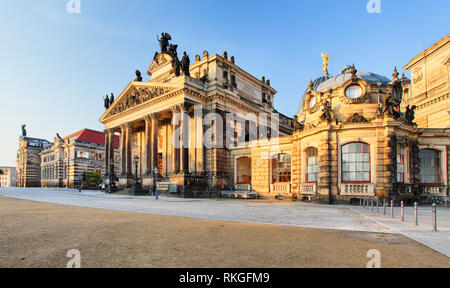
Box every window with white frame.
[341,142,370,183]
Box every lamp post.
[107,156,117,194]
[154,167,158,200]
[132,155,142,190]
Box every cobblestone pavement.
[0,187,390,233]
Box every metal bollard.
[414,202,418,226]
[383,199,386,216]
[432,203,437,231]
[401,201,404,222]
[391,200,394,218]
[371,198,374,211]
[445,197,448,209]
[360,198,362,207]
[376,199,379,213]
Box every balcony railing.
[299,183,317,195]
[420,185,447,197]
[271,183,291,195]
[340,183,375,196]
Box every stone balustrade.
[299,183,317,195]
[340,183,375,196]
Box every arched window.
[306,148,318,183]
[397,145,405,183]
[342,142,370,183]
[419,149,441,184]
[272,154,291,183]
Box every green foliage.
[85,171,102,186]
[0,169,4,175]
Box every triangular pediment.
[99,82,181,122]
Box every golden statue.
[321,53,330,75]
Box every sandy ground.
[0,196,448,268]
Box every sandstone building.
[16,136,52,187]
[403,34,449,128]
[101,33,449,203]
[40,129,119,188]
[0,166,17,187]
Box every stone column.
[125,123,133,176]
[195,105,204,174]
[144,116,152,175]
[120,125,127,176]
[104,130,110,176]
[108,129,115,175]
[180,106,189,173]
[151,113,159,171]
[171,106,180,173]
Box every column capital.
[121,122,133,130]
[145,113,159,122]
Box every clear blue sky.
[0,0,449,166]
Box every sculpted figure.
[380,93,401,118]
[320,100,334,123]
[181,52,190,77]
[135,70,143,82]
[21,124,27,137]
[104,95,110,109]
[293,115,304,132]
[109,93,115,106]
[405,105,417,126]
[157,32,171,53]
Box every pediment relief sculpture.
[345,113,370,124]
[105,85,177,118]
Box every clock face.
[345,85,363,99]
[309,96,317,109]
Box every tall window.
[419,149,441,184]
[342,142,370,182]
[397,145,405,183]
[306,148,318,183]
[272,154,291,183]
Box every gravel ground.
[0,196,449,268]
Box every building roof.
[64,129,119,148]
[404,34,450,70]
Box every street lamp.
[132,155,142,190]
[108,156,117,194]
[154,167,158,200]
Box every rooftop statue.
[379,93,401,119]
[181,52,190,77]
[104,95,110,109]
[321,53,330,76]
[157,32,172,53]
[109,93,115,106]
[405,105,417,126]
[21,124,27,137]
[135,70,143,82]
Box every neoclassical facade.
[100,37,293,196]
[101,34,449,203]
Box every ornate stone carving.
[319,100,335,123]
[345,113,369,124]
[378,93,401,119]
[105,85,176,118]
[293,115,304,132]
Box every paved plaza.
[0,187,449,259]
